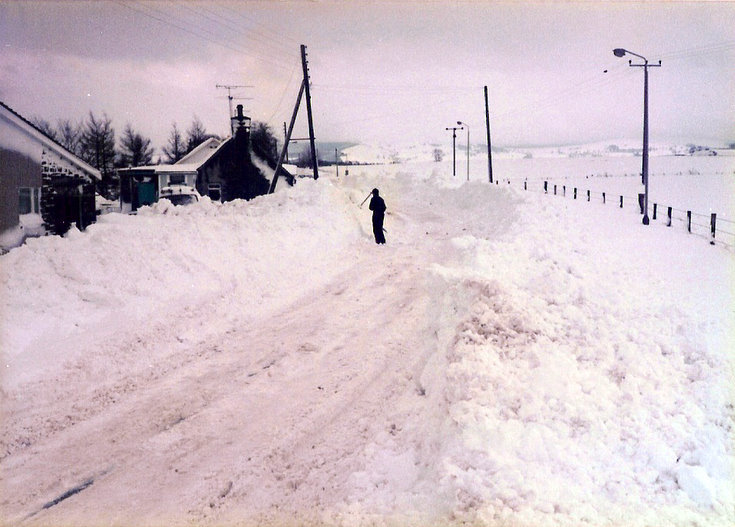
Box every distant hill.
[321,140,735,164]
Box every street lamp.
[613,48,661,225]
[457,121,470,181]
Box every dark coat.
[369,195,386,215]
[369,195,386,244]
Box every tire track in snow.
[1,241,456,525]
[2,175,518,525]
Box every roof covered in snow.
[175,137,230,169]
[118,137,231,175]
[0,100,101,180]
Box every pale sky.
[1,0,734,152]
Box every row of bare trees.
[32,113,216,198]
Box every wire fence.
[503,178,735,251]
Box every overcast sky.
[1,0,734,152]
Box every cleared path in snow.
[2,168,732,526]
[1,173,514,525]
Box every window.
[208,184,221,202]
[168,174,185,185]
[19,187,40,214]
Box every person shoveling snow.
[368,188,386,244]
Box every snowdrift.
[1,161,734,526]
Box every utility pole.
[269,44,320,193]
[484,86,494,184]
[269,81,305,194]
[301,45,318,180]
[335,148,339,178]
[216,84,253,134]
[446,126,461,177]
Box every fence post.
[667,206,672,227]
[687,211,692,233]
[620,196,624,208]
[587,190,590,202]
[544,181,548,193]
[574,188,577,199]
[602,192,606,204]
[653,203,657,220]
[638,193,645,214]
[711,213,717,245]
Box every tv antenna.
[216,84,254,131]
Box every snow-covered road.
[1,164,733,526]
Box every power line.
[181,3,295,60]
[114,1,293,72]
[266,60,302,123]
[656,39,735,62]
[314,84,479,94]
[144,1,294,69]
[216,3,302,48]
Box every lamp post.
[613,48,661,225]
[446,126,462,177]
[457,121,470,181]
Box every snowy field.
[1,155,734,526]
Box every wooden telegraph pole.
[269,45,319,193]
[445,126,461,177]
[301,45,318,180]
[484,86,494,184]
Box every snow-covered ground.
[1,155,734,526]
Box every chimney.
[231,104,251,137]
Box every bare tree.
[30,117,58,141]
[186,116,210,153]
[57,119,82,156]
[162,122,186,163]
[79,112,117,198]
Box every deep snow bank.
[0,179,362,389]
[1,160,733,526]
[323,163,735,526]
[428,186,735,525]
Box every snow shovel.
[359,192,372,208]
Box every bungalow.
[118,137,225,211]
[0,101,101,250]
[119,105,288,211]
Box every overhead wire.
[656,39,735,62]
[318,38,734,132]
[265,59,302,124]
[216,3,302,48]
[184,3,296,60]
[114,1,294,73]
[315,58,633,131]
[149,1,294,70]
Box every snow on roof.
[117,164,199,174]
[175,137,230,168]
[0,100,101,180]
